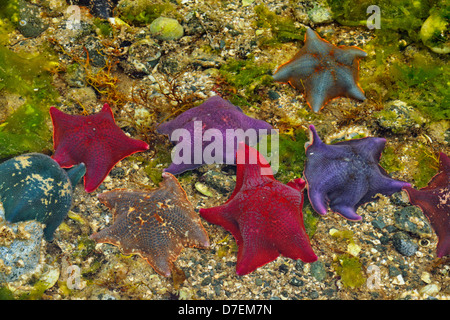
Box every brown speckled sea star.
[90,172,210,277]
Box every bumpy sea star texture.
[0,153,86,241]
[200,142,317,276]
[157,95,274,175]
[304,125,411,220]
[50,104,149,193]
[404,152,450,257]
[90,172,210,277]
[273,27,367,112]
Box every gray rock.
[310,260,326,281]
[121,38,162,78]
[200,171,236,194]
[394,206,432,238]
[375,100,426,134]
[308,6,333,24]
[17,0,48,38]
[0,208,44,282]
[392,232,418,256]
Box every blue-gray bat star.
[303,125,411,220]
[157,96,274,175]
[0,153,85,241]
[273,27,367,112]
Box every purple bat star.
[157,96,274,175]
[303,125,411,220]
[273,27,367,113]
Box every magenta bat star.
[50,104,149,192]
[200,142,317,275]
[404,152,450,258]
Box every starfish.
[0,153,86,241]
[404,152,450,258]
[50,104,149,192]
[90,172,210,277]
[304,125,411,220]
[199,142,317,276]
[273,27,367,112]
[157,95,274,175]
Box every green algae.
[334,254,366,288]
[380,146,405,173]
[327,0,432,39]
[0,44,58,159]
[273,128,309,183]
[219,54,274,105]
[303,204,320,239]
[407,143,439,188]
[330,0,449,121]
[0,286,15,300]
[117,0,177,27]
[254,4,304,46]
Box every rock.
[200,171,236,194]
[83,36,107,67]
[121,38,162,77]
[420,11,450,54]
[394,206,432,238]
[310,260,326,281]
[375,100,426,134]
[17,0,48,38]
[392,232,418,256]
[289,276,304,287]
[149,17,184,41]
[308,6,333,24]
[0,208,44,282]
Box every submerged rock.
[394,206,432,238]
[149,17,184,41]
[375,100,426,134]
[420,10,450,54]
[17,0,48,38]
[0,207,44,282]
[392,232,418,256]
[121,38,162,77]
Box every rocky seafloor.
[0,0,449,301]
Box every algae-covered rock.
[17,0,48,38]
[420,9,450,54]
[149,17,184,41]
[375,100,426,134]
[121,38,162,77]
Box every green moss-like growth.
[254,4,304,46]
[380,146,405,173]
[117,0,177,26]
[334,254,366,288]
[303,204,321,239]
[219,55,274,105]
[407,143,439,188]
[327,0,432,40]
[0,286,15,300]
[274,129,309,183]
[343,0,449,121]
[0,39,59,158]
